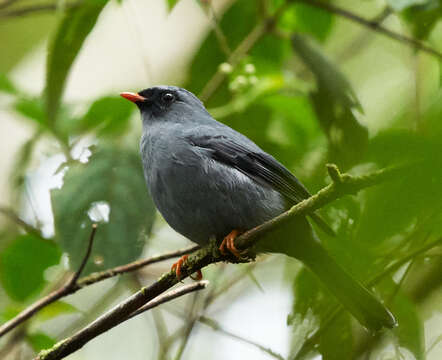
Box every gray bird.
[121,86,396,331]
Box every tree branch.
[127,281,209,320]
[35,163,408,360]
[294,0,442,60]
[0,240,199,338]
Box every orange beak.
[120,92,146,103]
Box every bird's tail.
[258,216,396,331]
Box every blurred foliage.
[0,0,441,359]
[52,146,156,274]
[0,235,60,301]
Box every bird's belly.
[148,160,286,246]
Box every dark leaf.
[27,332,56,352]
[319,314,353,360]
[0,235,61,302]
[399,0,441,39]
[52,145,156,274]
[291,34,368,169]
[45,0,108,125]
[391,291,425,360]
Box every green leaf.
[391,291,425,360]
[0,235,61,302]
[280,2,334,42]
[35,301,78,322]
[291,34,368,169]
[52,145,156,274]
[14,97,47,126]
[166,0,179,12]
[387,0,430,11]
[0,304,24,323]
[45,0,108,125]
[77,96,134,137]
[319,314,353,360]
[0,73,17,94]
[26,332,56,352]
[400,0,441,39]
[291,34,361,112]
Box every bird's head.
[120,86,209,125]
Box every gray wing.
[186,131,335,236]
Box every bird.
[120,85,396,331]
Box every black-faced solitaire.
[121,85,396,331]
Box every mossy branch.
[35,163,407,360]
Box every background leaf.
[0,73,17,94]
[391,291,425,360]
[45,0,108,125]
[52,145,156,274]
[26,332,56,352]
[280,1,334,42]
[0,235,61,302]
[77,96,134,137]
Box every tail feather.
[299,235,396,330]
[259,216,396,331]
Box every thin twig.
[128,281,209,320]
[199,316,285,360]
[0,205,43,238]
[0,224,98,337]
[0,1,79,18]
[34,163,410,360]
[208,3,232,57]
[173,291,201,360]
[199,1,290,102]
[69,224,97,285]
[0,242,199,338]
[294,0,442,60]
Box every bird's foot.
[171,255,203,281]
[219,229,244,259]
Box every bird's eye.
[161,92,175,104]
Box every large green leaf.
[0,235,61,302]
[52,145,156,274]
[45,0,108,125]
[291,34,368,169]
[359,130,442,247]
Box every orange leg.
[219,229,242,258]
[171,255,203,281]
